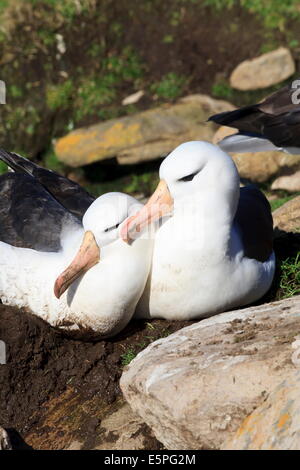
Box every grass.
[279,253,300,299]
[120,324,171,367]
[43,148,66,174]
[270,194,298,212]
[211,80,234,100]
[120,348,137,366]
[46,80,74,111]
[151,73,187,100]
[0,161,7,175]
[203,0,300,30]
[75,47,144,122]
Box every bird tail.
[0,148,37,176]
[208,106,257,127]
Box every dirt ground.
[0,303,191,449]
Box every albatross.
[121,141,275,320]
[208,80,300,154]
[0,149,152,339]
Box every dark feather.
[234,186,273,262]
[0,149,95,219]
[209,80,300,149]
[0,173,81,251]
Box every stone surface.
[213,126,300,182]
[93,403,160,450]
[212,125,237,145]
[66,403,160,451]
[122,90,145,106]
[25,392,161,450]
[230,47,295,90]
[222,369,300,449]
[54,95,234,167]
[0,427,12,450]
[271,170,300,192]
[121,296,300,450]
[273,195,300,233]
[232,151,300,183]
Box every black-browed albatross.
[0,149,152,339]
[121,141,275,320]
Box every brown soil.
[0,304,191,449]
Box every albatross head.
[120,141,240,242]
[54,192,143,299]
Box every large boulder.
[222,369,300,450]
[121,296,300,450]
[273,196,300,233]
[54,95,234,167]
[230,47,295,90]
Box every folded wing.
[0,172,81,251]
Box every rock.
[54,95,234,167]
[213,126,300,182]
[230,48,295,90]
[93,403,161,450]
[273,195,300,233]
[122,90,145,106]
[121,296,300,450]
[66,402,161,451]
[0,427,12,450]
[212,125,237,145]
[232,151,300,183]
[271,170,300,192]
[222,369,300,449]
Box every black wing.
[0,149,95,219]
[209,81,300,148]
[0,172,81,252]
[234,186,273,263]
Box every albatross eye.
[178,170,199,182]
[104,222,121,233]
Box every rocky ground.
[0,198,299,450]
[1,0,300,451]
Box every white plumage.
[0,193,153,339]
[121,141,276,320]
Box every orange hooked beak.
[120,179,173,243]
[54,231,100,299]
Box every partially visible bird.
[208,80,300,154]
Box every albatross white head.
[54,192,143,299]
[121,141,240,242]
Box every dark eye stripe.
[178,171,199,182]
[104,222,121,233]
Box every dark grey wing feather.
[0,173,81,252]
[209,79,300,150]
[234,185,273,263]
[0,149,95,219]
[258,83,300,115]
